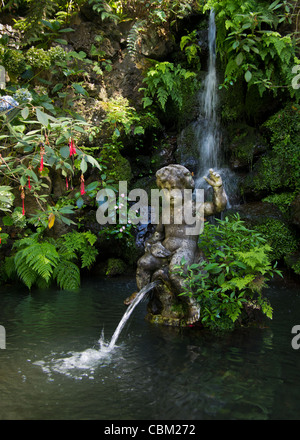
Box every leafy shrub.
[202,0,299,97]
[254,218,298,261]
[174,215,282,331]
[0,47,27,77]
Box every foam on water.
[33,282,159,379]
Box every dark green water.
[0,276,300,420]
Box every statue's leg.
[169,247,201,325]
[124,253,162,305]
[136,253,162,290]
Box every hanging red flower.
[20,186,25,216]
[69,138,76,157]
[66,177,69,190]
[39,144,45,173]
[28,176,31,190]
[80,174,85,195]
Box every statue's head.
[156,165,195,191]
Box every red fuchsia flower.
[39,144,45,172]
[66,177,69,190]
[80,174,85,195]
[69,138,76,157]
[28,176,31,190]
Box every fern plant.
[174,214,282,331]
[140,61,197,112]
[5,231,98,290]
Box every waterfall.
[194,9,238,206]
[200,9,219,173]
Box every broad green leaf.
[245,70,252,82]
[60,146,70,158]
[36,108,49,126]
[21,107,29,119]
[236,52,244,66]
[72,83,88,96]
[80,157,88,174]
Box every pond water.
[0,276,300,420]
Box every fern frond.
[127,20,145,57]
[14,250,38,289]
[81,246,98,269]
[53,259,80,290]
[21,242,59,283]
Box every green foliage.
[88,0,120,23]
[0,186,14,212]
[5,230,98,290]
[0,47,27,79]
[201,0,299,98]
[249,103,300,193]
[100,142,132,183]
[262,191,297,216]
[140,61,197,112]
[180,29,202,68]
[114,0,197,26]
[174,215,281,331]
[254,218,298,261]
[101,96,145,140]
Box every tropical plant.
[174,215,282,331]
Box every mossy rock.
[226,123,267,170]
[101,144,132,183]
[105,258,126,277]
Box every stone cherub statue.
[125,165,228,326]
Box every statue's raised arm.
[203,169,228,216]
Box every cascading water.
[196,9,220,177]
[194,9,238,205]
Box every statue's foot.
[186,304,201,325]
[124,291,138,306]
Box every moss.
[227,123,267,169]
[100,143,132,183]
[220,79,245,123]
[243,103,300,194]
[105,258,126,277]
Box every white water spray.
[34,281,159,377]
[108,281,159,349]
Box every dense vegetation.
[0,0,299,325]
